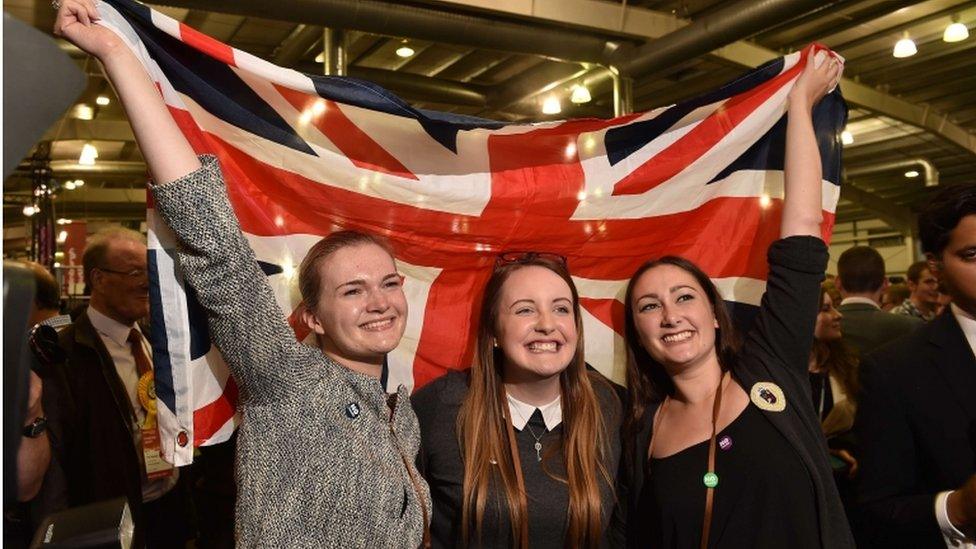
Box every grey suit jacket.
[839,302,921,358]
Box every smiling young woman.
[53,1,430,546]
[618,49,855,549]
[412,254,622,548]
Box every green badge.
[703,472,719,488]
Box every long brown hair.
[457,256,612,548]
[811,283,860,400]
[622,256,741,442]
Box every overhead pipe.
[844,158,939,187]
[156,0,624,64]
[608,0,837,77]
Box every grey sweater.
[151,155,431,548]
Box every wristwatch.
[22,416,48,438]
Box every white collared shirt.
[935,305,976,548]
[839,296,880,309]
[506,393,562,431]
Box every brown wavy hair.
[457,256,613,548]
[811,283,860,400]
[622,256,741,443]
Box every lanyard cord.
[647,370,728,549]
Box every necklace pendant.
[534,441,542,461]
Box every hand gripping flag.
[96,0,847,465]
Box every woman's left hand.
[831,448,858,480]
[789,48,843,112]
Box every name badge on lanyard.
[138,371,174,479]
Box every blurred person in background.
[881,282,910,312]
[891,261,940,321]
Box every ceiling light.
[57,218,73,225]
[79,143,98,165]
[542,96,561,115]
[96,95,111,106]
[23,205,37,217]
[58,230,69,243]
[841,130,854,145]
[570,84,592,104]
[75,104,94,120]
[315,52,324,63]
[893,32,917,58]
[905,170,920,178]
[395,45,415,58]
[64,181,77,190]
[73,179,84,187]
[944,18,969,42]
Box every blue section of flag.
[605,56,788,167]
[147,250,176,412]
[108,0,316,156]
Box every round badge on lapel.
[345,402,361,419]
[750,382,786,412]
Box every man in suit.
[835,246,921,357]
[856,184,976,548]
[49,228,190,547]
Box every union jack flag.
[98,0,846,465]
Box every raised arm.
[55,0,199,183]
[55,0,308,395]
[781,49,842,239]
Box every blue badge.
[345,402,361,419]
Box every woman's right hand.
[53,0,124,61]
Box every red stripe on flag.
[178,22,236,67]
[193,376,238,443]
[580,297,625,335]
[411,268,489,389]
[273,84,418,180]
[611,63,805,197]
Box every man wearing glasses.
[47,228,191,548]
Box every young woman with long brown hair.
[618,50,855,548]
[412,254,621,548]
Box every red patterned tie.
[127,328,152,377]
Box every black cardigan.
[619,236,855,548]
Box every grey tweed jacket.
[151,156,431,548]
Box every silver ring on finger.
[51,0,61,10]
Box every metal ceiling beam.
[152,0,624,63]
[844,158,939,188]
[272,24,322,66]
[297,63,490,107]
[839,184,915,235]
[41,119,135,143]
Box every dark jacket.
[838,301,920,357]
[620,237,855,548]
[50,311,147,540]
[855,309,976,548]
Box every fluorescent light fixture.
[905,170,920,178]
[893,32,917,58]
[64,181,77,190]
[542,96,561,115]
[944,20,969,42]
[395,45,415,58]
[96,95,111,106]
[74,179,85,187]
[79,143,98,165]
[75,104,94,120]
[841,130,854,145]
[570,84,592,104]
[57,218,73,225]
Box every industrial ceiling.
[4,0,975,236]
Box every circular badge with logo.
[703,472,719,488]
[345,402,362,419]
[750,381,787,412]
